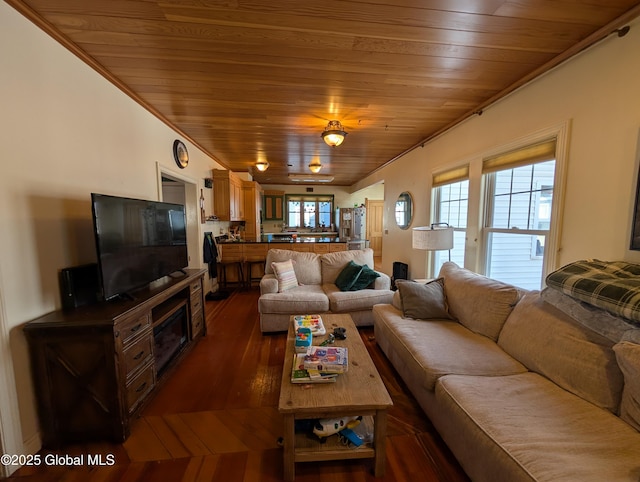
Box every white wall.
[355,16,640,278]
[0,3,224,465]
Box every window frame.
[285,194,334,229]
[431,176,469,277]
[480,137,562,290]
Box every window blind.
[432,165,469,187]
[482,138,557,173]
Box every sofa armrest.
[374,271,391,290]
[260,274,279,295]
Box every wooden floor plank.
[122,418,172,462]
[162,413,212,457]
[179,411,249,454]
[143,415,191,459]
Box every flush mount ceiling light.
[289,174,334,183]
[321,120,347,147]
[255,160,269,172]
[308,160,322,173]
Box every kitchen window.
[286,195,334,229]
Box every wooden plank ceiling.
[7,0,640,186]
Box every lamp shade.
[412,226,454,251]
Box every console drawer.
[123,334,154,378]
[191,309,204,338]
[190,279,202,295]
[119,313,151,345]
[126,363,154,413]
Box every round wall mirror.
[395,191,413,230]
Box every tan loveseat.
[259,248,393,332]
[373,262,640,482]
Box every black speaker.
[391,261,408,290]
[59,263,100,310]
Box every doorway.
[157,164,200,270]
[366,198,384,258]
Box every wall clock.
[173,139,189,169]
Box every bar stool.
[218,258,245,289]
[242,244,268,289]
[218,244,245,289]
[244,256,266,288]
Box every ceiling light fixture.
[309,160,322,173]
[289,174,334,183]
[255,160,269,172]
[321,120,347,147]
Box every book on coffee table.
[290,353,338,383]
[303,346,348,373]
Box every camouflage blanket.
[545,259,640,324]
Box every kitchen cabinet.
[213,169,244,221]
[263,190,284,221]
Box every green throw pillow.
[351,264,380,290]
[335,260,364,291]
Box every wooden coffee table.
[278,313,393,481]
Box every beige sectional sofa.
[373,261,640,482]
[259,248,394,332]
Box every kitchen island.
[216,237,348,287]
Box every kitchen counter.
[261,235,345,243]
[216,234,348,244]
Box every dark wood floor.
[8,288,469,481]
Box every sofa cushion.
[335,260,364,291]
[265,249,322,285]
[372,304,527,391]
[324,284,394,313]
[396,278,452,320]
[320,248,375,284]
[435,372,640,482]
[271,259,298,292]
[258,284,329,314]
[613,341,640,431]
[498,291,624,413]
[351,264,380,290]
[439,262,520,341]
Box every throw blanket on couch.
[546,259,640,325]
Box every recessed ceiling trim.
[288,174,334,183]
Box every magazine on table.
[290,353,338,383]
[303,346,348,373]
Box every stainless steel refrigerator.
[337,207,367,250]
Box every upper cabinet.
[263,190,284,221]
[212,169,244,221]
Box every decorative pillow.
[271,259,298,292]
[335,260,364,291]
[396,278,453,320]
[613,341,640,431]
[351,264,380,290]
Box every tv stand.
[114,291,137,302]
[24,268,207,447]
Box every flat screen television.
[91,193,188,300]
